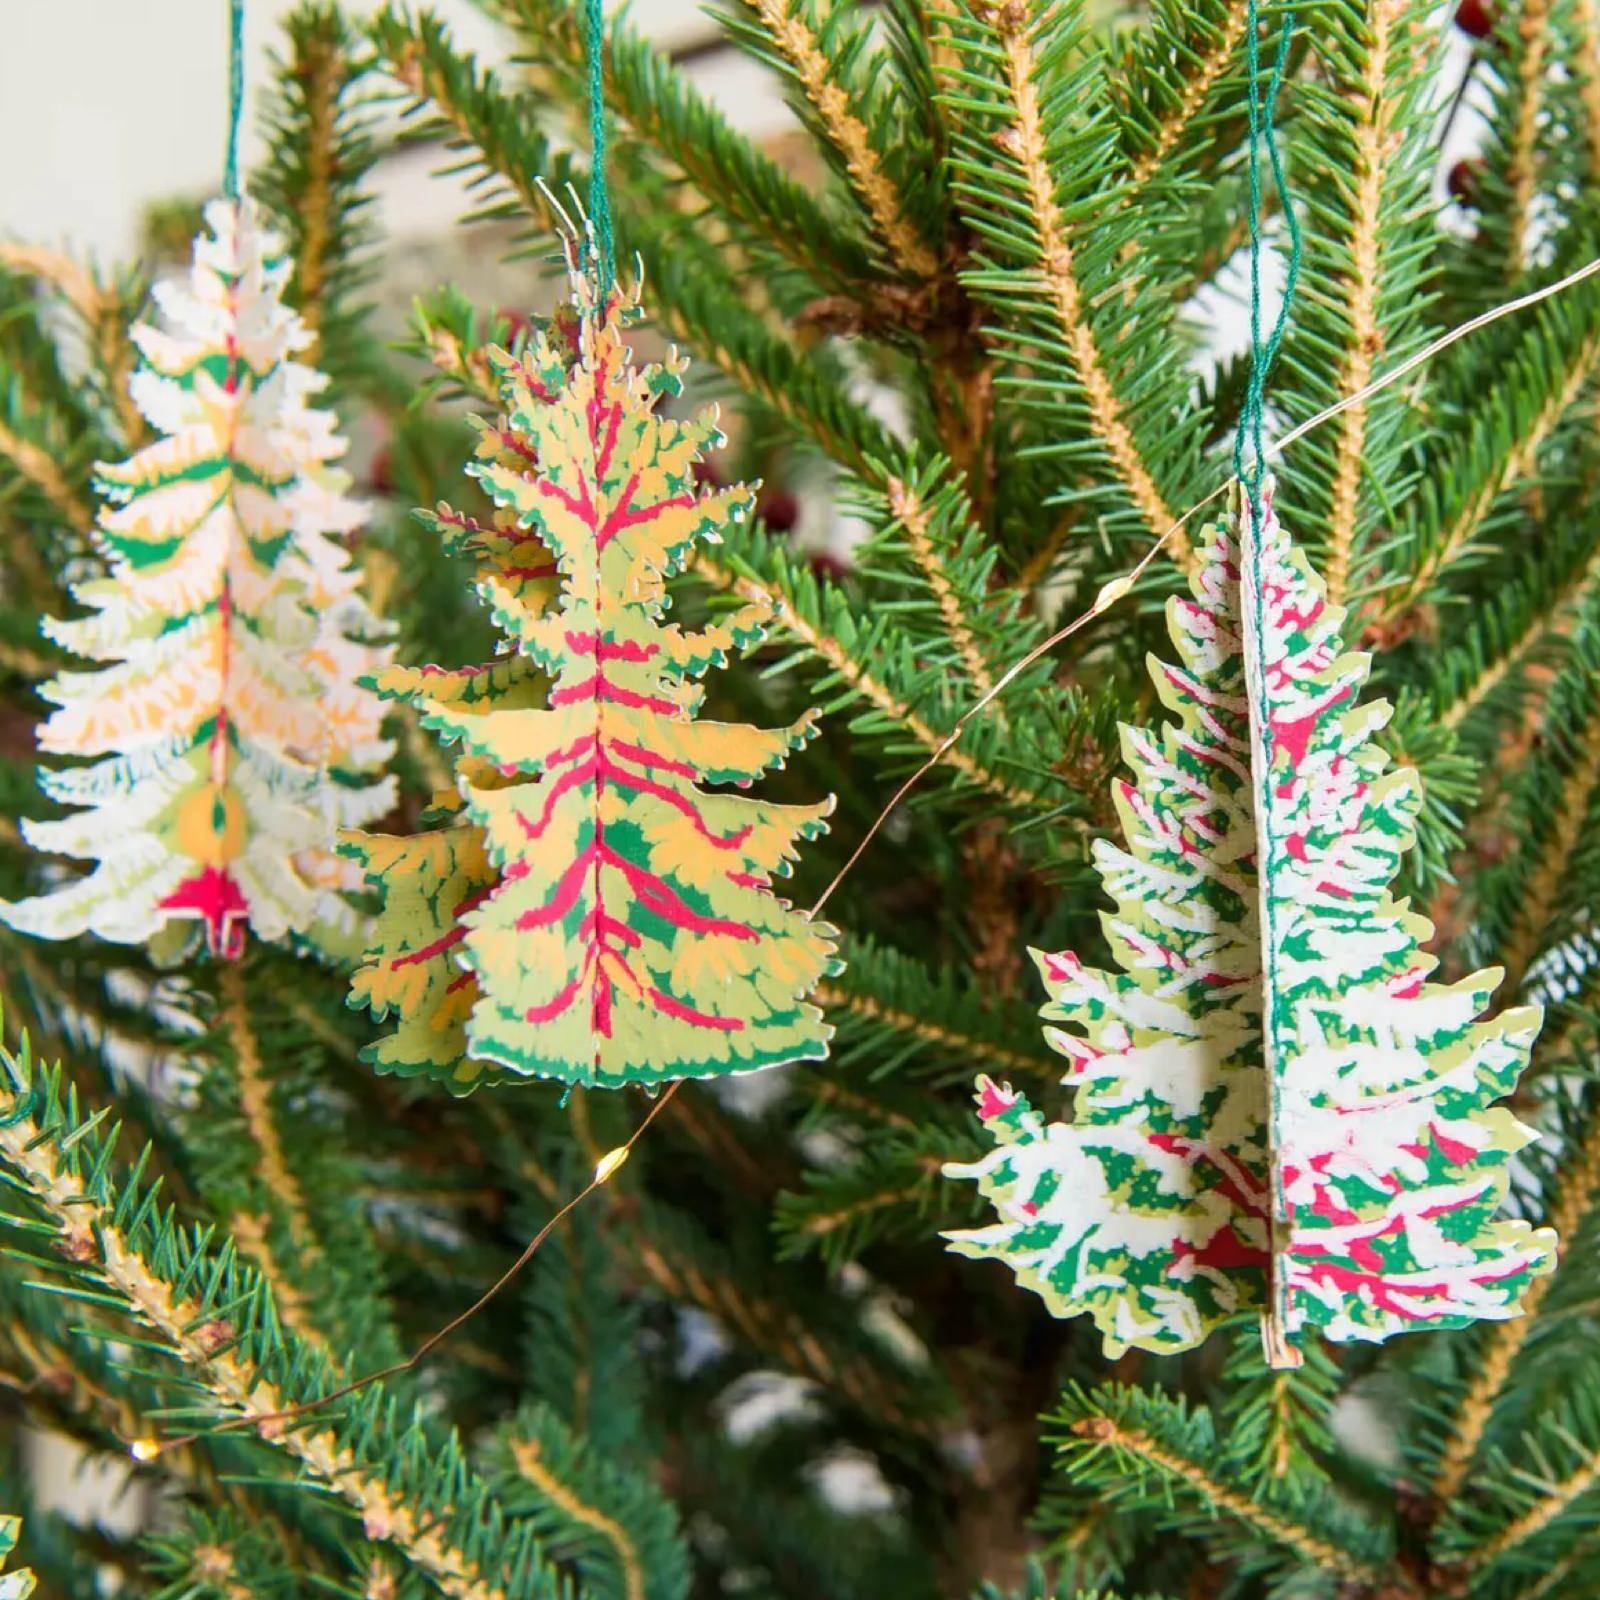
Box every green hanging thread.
[585,0,616,294]
[223,0,246,200]
[1232,0,1302,513]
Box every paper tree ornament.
[345,265,838,1090]
[0,1517,34,1600]
[344,375,562,1093]
[945,482,1555,1363]
[1,198,394,960]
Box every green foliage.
[255,2,384,392]
[1275,0,1439,603]
[2,0,1600,1595]
[483,1402,689,1600]
[1049,1384,1394,1596]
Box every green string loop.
[223,0,246,200]
[1232,0,1302,514]
[585,0,616,295]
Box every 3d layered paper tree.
[1,198,393,959]
[345,269,838,1090]
[945,484,1556,1361]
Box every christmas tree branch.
[1316,0,1420,607]
[194,959,402,1368]
[692,550,1057,813]
[215,967,328,1328]
[148,1533,258,1600]
[0,1036,562,1600]
[818,981,1056,1081]
[640,274,893,477]
[1378,313,1600,622]
[1070,1415,1384,1583]
[1216,1330,1338,1490]
[784,1167,943,1245]
[1505,1537,1600,1600]
[1448,1449,1600,1578]
[1123,0,1250,189]
[977,3,1187,569]
[0,1301,153,1471]
[272,25,338,344]
[819,937,1061,1082]
[256,3,379,372]
[1438,560,1596,732]
[729,0,938,279]
[1276,0,1438,609]
[1052,1386,1399,1591]
[0,415,92,535]
[493,0,874,292]
[1507,0,1555,278]
[1495,721,1600,996]
[489,1405,689,1600]
[1575,0,1600,183]
[0,246,146,448]
[369,10,576,241]
[885,473,997,700]
[774,1138,971,1265]
[508,1437,646,1600]
[0,1306,356,1595]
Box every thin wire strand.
[133,241,1600,1460]
[148,1079,684,1452]
[223,0,245,200]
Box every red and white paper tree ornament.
[945,483,1556,1363]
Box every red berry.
[757,487,801,533]
[1455,0,1495,38]
[368,445,394,496]
[498,308,531,347]
[809,551,850,583]
[691,459,724,491]
[1447,158,1486,207]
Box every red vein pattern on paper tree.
[346,269,838,1090]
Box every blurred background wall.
[0,0,792,262]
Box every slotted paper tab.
[2,197,394,960]
[945,482,1555,1362]
[346,265,838,1090]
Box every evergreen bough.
[0,1,1598,1596]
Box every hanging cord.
[585,0,616,294]
[1233,0,1302,511]
[223,0,246,200]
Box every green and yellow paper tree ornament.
[1,198,394,960]
[945,482,1556,1363]
[343,397,557,1089]
[345,261,838,1091]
